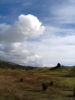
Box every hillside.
[0,61,75,100]
[0,60,36,70]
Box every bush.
[50,81,53,86]
[42,83,48,91]
[50,63,61,70]
[19,78,23,82]
[56,63,61,68]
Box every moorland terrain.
[0,60,75,100]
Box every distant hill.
[0,60,75,74]
[0,60,37,70]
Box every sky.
[0,0,75,67]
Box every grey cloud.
[0,43,44,67]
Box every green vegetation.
[0,62,75,100]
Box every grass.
[0,67,75,100]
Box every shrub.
[50,63,61,70]
[50,81,53,86]
[42,83,48,91]
[19,78,23,82]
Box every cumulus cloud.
[0,14,45,42]
[0,14,45,67]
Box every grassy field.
[0,66,75,100]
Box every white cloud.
[0,14,45,43]
[0,14,45,67]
